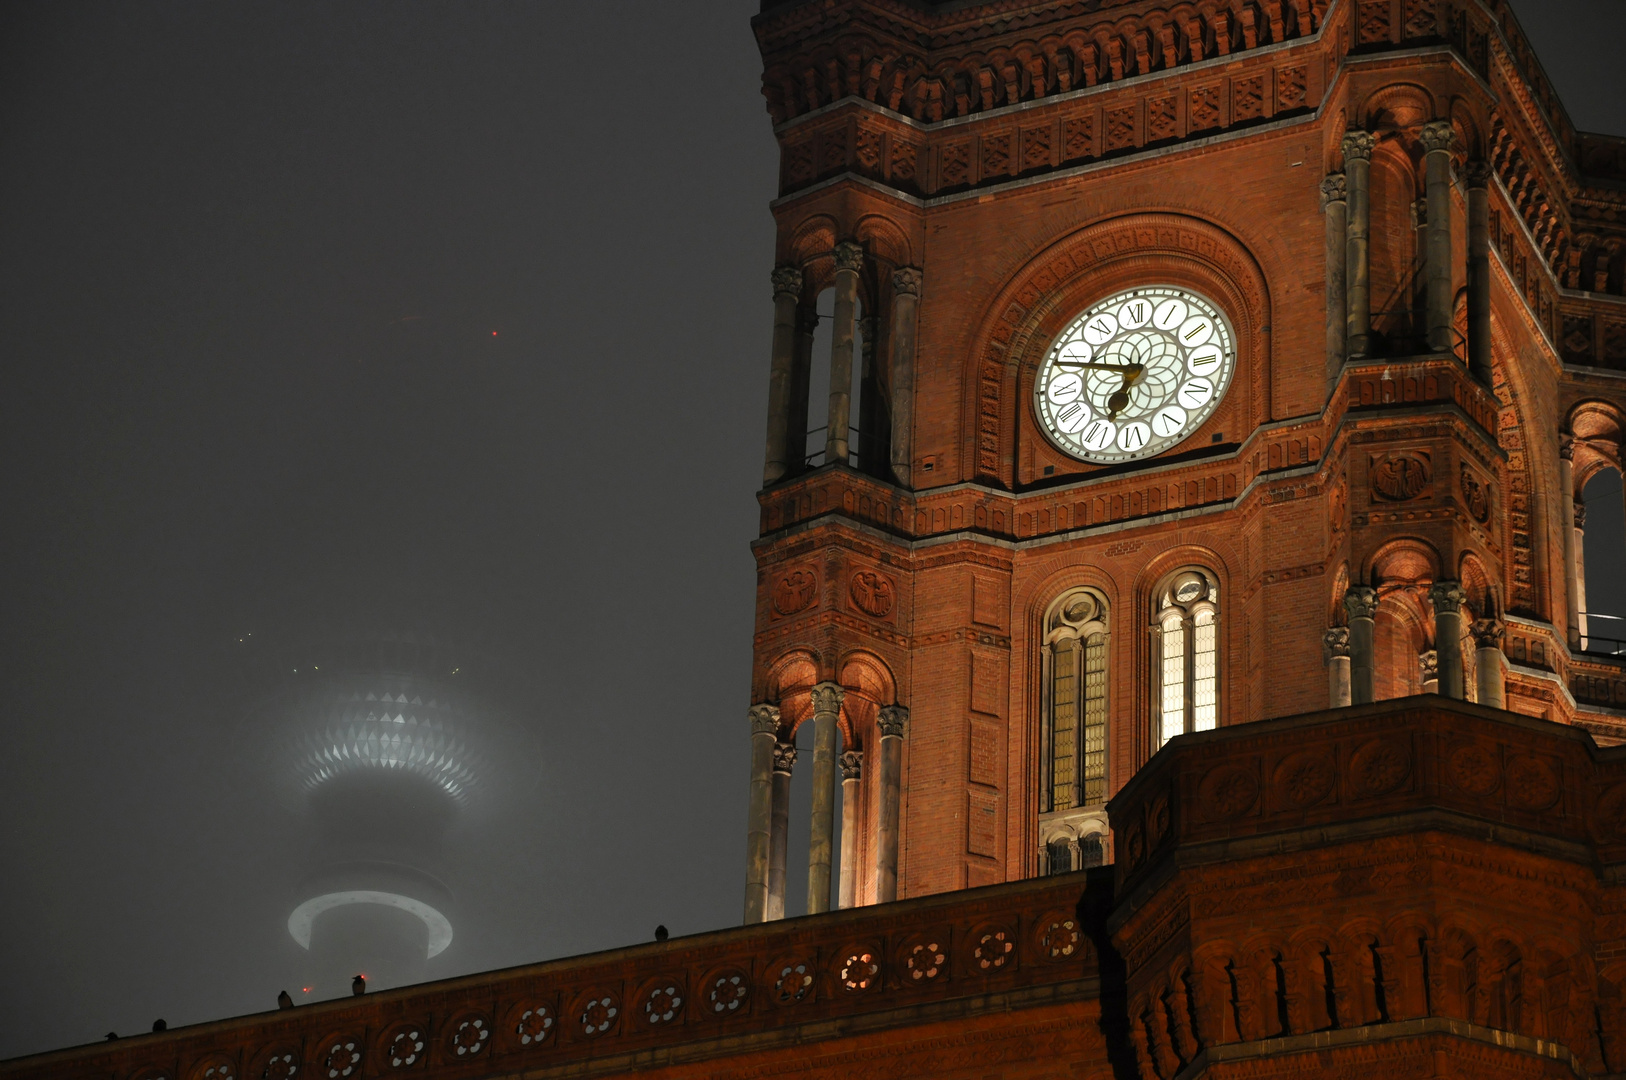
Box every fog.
[1,0,1622,1060]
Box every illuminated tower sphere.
[260,631,498,998]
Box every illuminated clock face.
[1034,286,1236,464]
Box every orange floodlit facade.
[9,1,1626,1078]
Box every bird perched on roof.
[654,925,668,942]
[152,1020,166,1032]
[352,975,366,996]
[105,1033,118,1042]
[278,991,294,1010]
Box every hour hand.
[1058,360,1142,373]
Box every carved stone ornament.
[773,740,797,773]
[1199,763,1259,821]
[1323,626,1351,661]
[1428,580,1467,614]
[1459,464,1491,523]
[1560,431,1575,461]
[849,570,896,618]
[1576,500,1588,530]
[1348,738,1411,797]
[1470,618,1506,649]
[1340,129,1376,163]
[810,681,845,717]
[1369,451,1432,501]
[1319,172,1347,207]
[833,240,865,273]
[1420,119,1458,155]
[770,264,803,300]
[877,704,909,739]
[749,703,782,737]
[840,750,864,780]
[1344,586,1379,621]
[891,266,923,297]
[1447,742,1500,795]
[1504,755,1561,811]
[1464,159,1492,188]
[772,567,818,616]
[1273,750,1335,809]
[1418,649,1439,680]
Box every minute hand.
[1059,360,1144,373]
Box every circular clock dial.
[1034,286,1236,464]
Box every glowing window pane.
[1159,616,1186,748]
[1082,633,1108,804]
[1193,609,1218,732]
[1050,641,1077,810]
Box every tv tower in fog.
[254,630,509,998]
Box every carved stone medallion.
[1459,463,1491,523]
[1446,743,1501,795]
[1348,738,1411,796]
[849,570,895,617]
[1199,763,1259,820]
[772,567,818,616]
[1504,755,1560,811]
[1273,750,1336,808]
[1369,451,1432,501]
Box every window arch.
[1042,588,1110,810]
[1152,568,1220,749]
[1039,587,1111,873]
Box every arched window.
[1039,588,1110,873]
[1153,568,1220,749]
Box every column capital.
[892,266,923,297]
[1323,626,1352,662]
[878,704,909,739]
[1575,499,1588,529]
[1320,172,1347,208]
[1341,130,1377,163]
[1560,431,1576,461]
[833,240,865,274]
[1470,618,1506,648]
[1420,119,1458,155]
[1464,160,1492,188]
[1419,649,1439,680]
[840,749,864,781]
[810,681,845,716]
[771,264,803,300]
[749,703,782,737]
[1429,580,1468,613]
[773,740,798,774]
[1344,586,1379,621]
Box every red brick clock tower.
[738,0,1626,921]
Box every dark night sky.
[1,0,1622,1060]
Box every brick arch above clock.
[961,211,1272,489]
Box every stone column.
[767,741,796,920]
[1345,587,1379,704]
[1321,174,1348,394]
[875,705,908,903]
[825,242,864,467]
[743,704,781,924]
[1343,132,1377,358]
[1561,435,1581,649]
[785,308,817,473]
[1421,120,1459,354]
[1576,499,1590,648]
[763,266,804,485]
[1430,581,1468,700]
[838,750,863,909]
[1471,618,1506,708]
[1465,161,1493,385]
[889,267,922,488]
[1419,650,1439,695]
[1323,627,1352,707]
[805,681,843,915]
